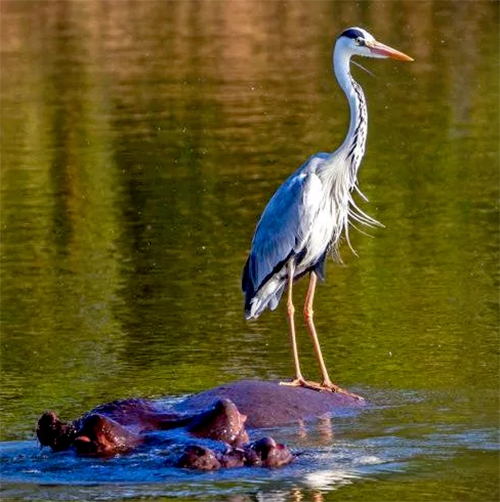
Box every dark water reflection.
[1,1,498,500]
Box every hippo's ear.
[74,435,91,443]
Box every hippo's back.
[174,380,365,428]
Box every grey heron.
[242,27,413,398]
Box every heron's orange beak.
[367,40,414,61]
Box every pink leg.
[304,272,364,400]
[304,272,333,386]
[280,261,310,388]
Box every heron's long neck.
[316,45,379,247]
[323,49,368,185]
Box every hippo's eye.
[355,37,365,46]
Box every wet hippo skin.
[73,413,142,455]
[174,379,365,428]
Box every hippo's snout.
[36,411,76,452]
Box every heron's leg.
[280,261,306,386]
[304,272,364,401]
[303,272,333,386]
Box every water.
[1,389,498,501]
[1,1,498,500]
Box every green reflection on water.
[1,0,498,499]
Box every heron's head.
[336,27,413,61]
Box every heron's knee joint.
[304,307,314,321]
[287,303,295,317]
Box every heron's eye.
[355,37,365,46]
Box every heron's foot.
[279,378,364,401]
[279,377,324,392]
[320,380,365,401]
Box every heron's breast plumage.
[292,179,338,275]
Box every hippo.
[36,379,364,469]
[36,396,293,468]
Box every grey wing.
[242,167,324,318]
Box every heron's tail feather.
[244,281,286,320]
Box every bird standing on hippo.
[35,27,412,471]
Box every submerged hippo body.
[36,380,364,468]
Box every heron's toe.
[321,382,365,401]
[279,378,308,388]
[280,378,327,393]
